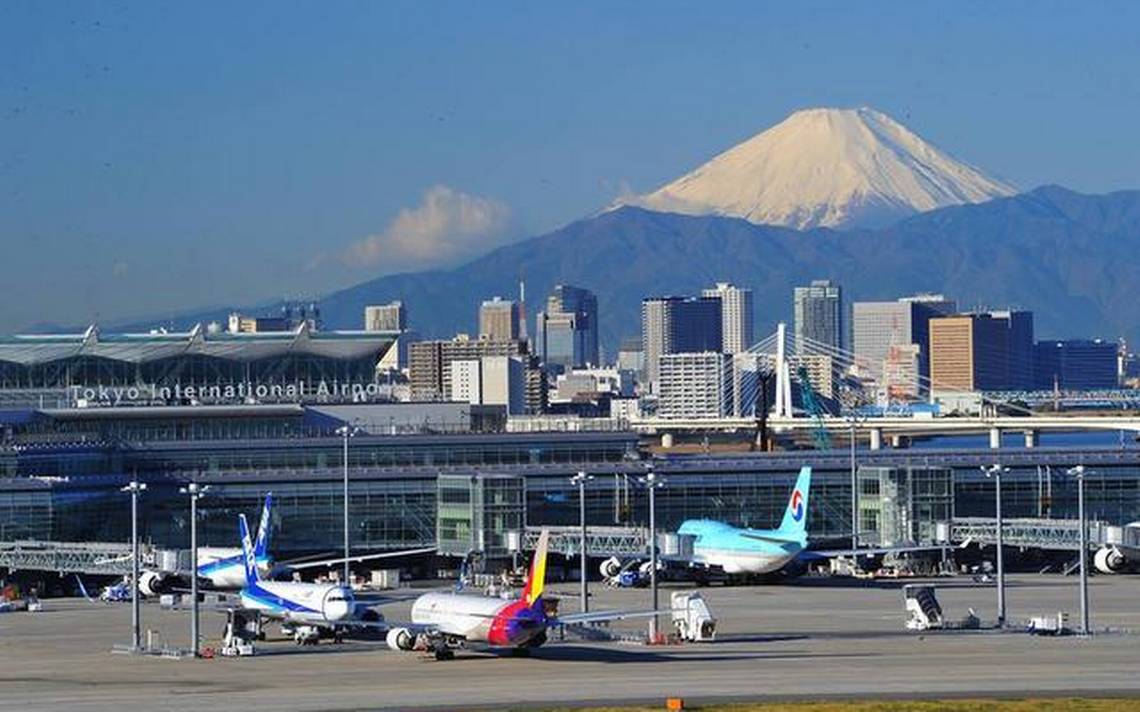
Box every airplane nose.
[322,589,353,621]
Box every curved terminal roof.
[0,323,398,366]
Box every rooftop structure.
[0,323,398,407]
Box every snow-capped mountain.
[619,107,1016,230]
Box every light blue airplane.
[677,466,812,575]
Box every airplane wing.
[553,608,664,626]
[280,547,436,571]
[803,544,953,560]
[738,532,801,546]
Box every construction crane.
[797,365,832,450]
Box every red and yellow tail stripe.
[521,529,550,606]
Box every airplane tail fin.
[237,514,261,587]
[776,466,811,542]
[521,529,550,607]
[254,492,273,561]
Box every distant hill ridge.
[112,186,1140,353]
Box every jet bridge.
[948,517,1110,551]
[0,540,147,575]
[512,526,693,559]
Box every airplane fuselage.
[411,592,546,647]
[195,548,272,589]
[239,580,354,625]
[678,519,804,575]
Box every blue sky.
[3,1,1140,333]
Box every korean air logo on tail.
[789,490,805,522]
[778,466,811,536]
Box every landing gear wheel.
[434,648,454,661]
[510,646,531,657]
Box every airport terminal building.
[2,325,1140,561]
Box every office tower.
[617,337,645,377]
[793,280,842,353]
[364,301,407,332]
[641,296,722,384]
[657,352,733,418]
[852,294,956,393]
[449,356,526,415]
[928,314,1010,391]
[534,284,599,370]
[479,297,519,341]
[989,309,1034,390]
[702,282,754,354]
[1035,339,1119,390]
[409,335,528,401]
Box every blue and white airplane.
[139,494,274,596]
[140,492,433,597]
[235,513,356,629]
[677,465,813,575]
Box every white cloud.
[343,185,511,269]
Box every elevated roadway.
[632,414,1140,449]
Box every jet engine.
[139,571,174,597]
[1094,546,1127,574]
[599,556,624,580]
[386,627,417,651]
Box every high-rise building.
[794,280,842,353]
[534,284,599,371]
[657,352,733,419]
[364,301,407,332]
[989,309,1034,390]
[641,296,722,384]
[852,294,956,393]
[928,314,1010,391]
[702,282,754,354]
[479,297,519,341]
[1035,339,1118,390]
[409,335,528,402]
[450,356,526,415]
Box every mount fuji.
[619,107,1016,230]
[103,110,1140,352]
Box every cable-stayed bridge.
[632,323,1140,448]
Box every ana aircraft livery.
[235,513,357,628]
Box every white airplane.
[384,529,663,660]
[139,492,434,597]
[235,512,376,644]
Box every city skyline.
[6,4,1140,334]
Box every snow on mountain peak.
[618,106,1016,230]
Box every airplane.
[676,465,814,576]
[138,494,275,596]
[601,466,944,584]
[384,529,664,660]
[139,492,434,597]
[234,512,381,644]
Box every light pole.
[639,465,664,641]
[1067,465,1091,635]
[180,482,209,657]
[570,471,593,613]
[336,424,360,585]
[846,412,865,550]
[982,464,1009,627]
[121,479,147,651]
